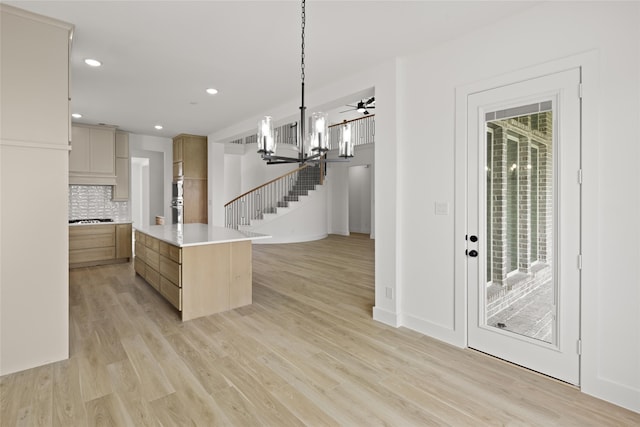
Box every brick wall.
[487,112,553,288]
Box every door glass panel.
[485,104,555,344]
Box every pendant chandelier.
[257,0,354,164]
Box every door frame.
[453,51,599,388]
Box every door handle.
[467,250,478,257]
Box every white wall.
[392,1,639,412]
[131,157,149,228]
[241,144,299,192]
[208,141,225,226]
[223,154,241,205]
[129,134,172,224]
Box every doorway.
[348,164,372,235]
[131,157,150,229]
[466,68,582,385]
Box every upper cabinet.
[173,134,207,180]
[69,124,116,185]
[0,5,71,147]
[113,131,130,201]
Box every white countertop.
[135,223,271,247]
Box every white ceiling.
[6,0,539,138]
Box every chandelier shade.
[338,122,354,158]
[257,116,276,155]
[310,112,329,153]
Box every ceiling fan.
[340,96,375,115]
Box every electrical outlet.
[385,287,393,299]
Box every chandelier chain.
[301,0,305,83]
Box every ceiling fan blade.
[366,96,375,105]
[339,109,355,113]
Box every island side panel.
[181,243,231,321]
[229,240,252,309]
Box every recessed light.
[71,113,82,119]
[206,88,218,95]
[84,58,102,67]
[154,125,163,130]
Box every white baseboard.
[373,306,398,327]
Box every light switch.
[435,202,449,215]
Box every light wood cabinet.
[173,134,208,223]
[69,124,116,185]
[159,255,181,286]
[69,223,132,268]
[160,277,182,310]
[173,134,207,179]
[183,179,208,224]
[146,246,160,271]
[173,137,183,163]
[182,136,207,179]
[134,228,253,321]
[159,241,181,263]
[135,230,183,311]
[172,162,183,180]
[134,256,146,276]
[113,132,130,201]
[116,223,132,259]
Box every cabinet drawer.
[135,242,146,263]
[159,241,181,263]
[145,266,161,291]
[146,248,160,271]
[70,247,115,264]
[134,257,146,276]
[69,224,116,237]
[69,233,115,250]
[135,230,146,245]
[146,236,159,252]
[160,277,182,310]
[160,256,181,287]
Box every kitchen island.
[134,224,270,321]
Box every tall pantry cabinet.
[173,134,208,223]
[0,5,73,374]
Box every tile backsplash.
[69,185,130,221]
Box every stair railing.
[225,163,323,229]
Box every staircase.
[278,164,321,208]
[225,164,323,230]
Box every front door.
[466,68,581,385]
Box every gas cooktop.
[69,218,114,224]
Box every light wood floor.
[2,233,639,426]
